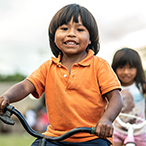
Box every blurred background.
[0,0,146,145]
[0,0,146,75]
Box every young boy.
[0,4,123,146]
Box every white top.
[114,82,146,135]
[122,82,144,104]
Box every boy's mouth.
[64,41,79,45]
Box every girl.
[0,4,123,146]
[112,47,146,146]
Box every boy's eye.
[61,27,68,31]
[77,28,84,31]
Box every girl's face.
[116,64,137,86]
[54,16,91,56]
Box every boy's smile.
[54,16,91,57]
[64,41,78,45]
[64,40,79,47]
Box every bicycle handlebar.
[116,113,146,130]
[0,105,96,142]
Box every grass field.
[0,133,35,146]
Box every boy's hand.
[95,118,113,139]
[0,96,9,113]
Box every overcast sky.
[0,0,146,75]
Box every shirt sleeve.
[96,59,121,95]
[27,60,51,98]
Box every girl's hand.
[95,118,113,139]
[0,96,9,113]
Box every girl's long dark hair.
[48,4,100,57]
[112,47,146,93]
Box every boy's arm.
[95,89,123,139]
[0,79,35,112]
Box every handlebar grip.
[3,104,9,113]
[0,105,15,125]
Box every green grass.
[0,133,35,146]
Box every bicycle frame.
[0,105,96,146]
[115,113,146,146]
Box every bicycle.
[115,113,146,146]
[0,105,96,146]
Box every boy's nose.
[67,28,76,37]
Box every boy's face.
[54,16,91,56]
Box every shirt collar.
[51,49,94,66]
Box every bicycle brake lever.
[0,105,15,125]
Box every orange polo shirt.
[27,49,121,143]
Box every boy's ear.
[89,40,91,45]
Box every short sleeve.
[27,60,51,98]
[96,59,121,95]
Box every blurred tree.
[137,45,146,74]
[0,73,26,82]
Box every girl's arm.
[95,89,123,139]
[0,79,35,112]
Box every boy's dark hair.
[112,47,146,93]
[48,3,100,57]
